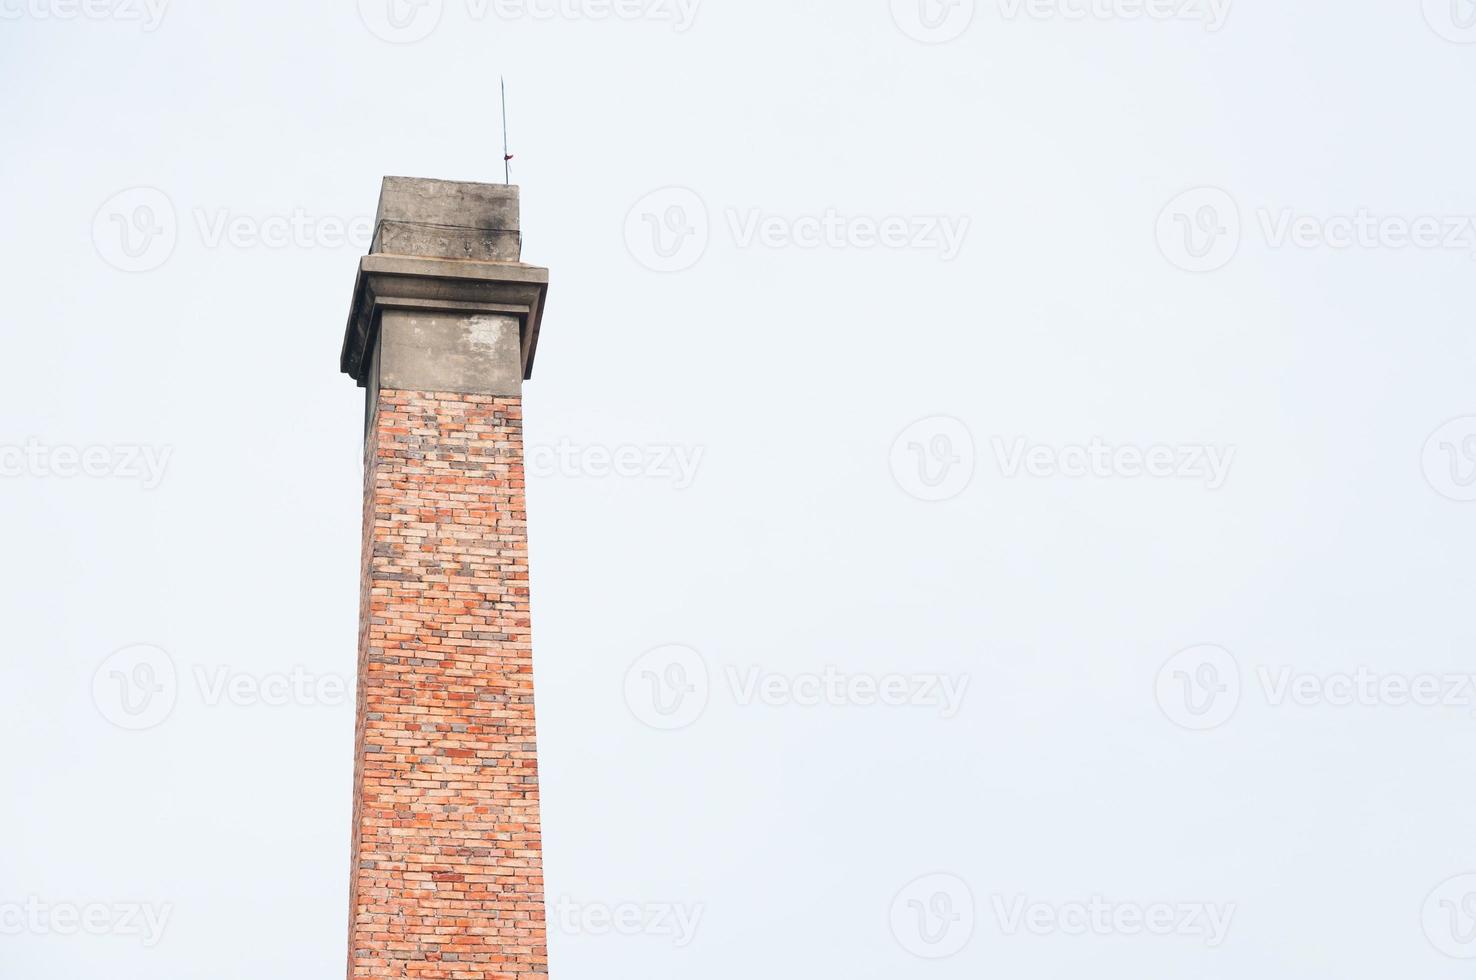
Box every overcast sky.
[5,2,1476,978]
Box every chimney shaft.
[342,177,551,979]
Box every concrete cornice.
[341,253,550,386]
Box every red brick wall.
[349,388,547,979]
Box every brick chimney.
[340,177,551,979]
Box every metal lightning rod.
[501,77,513,185]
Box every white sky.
[5,1,1476,977]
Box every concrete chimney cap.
[372,176,523,261]
[340,176,550,385]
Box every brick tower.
[340,177,551,979]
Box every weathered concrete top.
[372,176,522,262]
[341,177,549,387]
